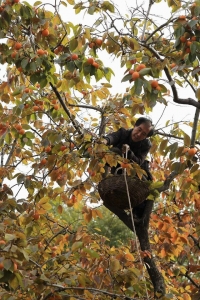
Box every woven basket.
[98,175,150,210]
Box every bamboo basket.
[98,175,150,210]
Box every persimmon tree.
[0,0,200,299]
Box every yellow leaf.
[196,87,200,100]
[110,258,121,272]
[40,202,52,210]
[183,293,191,300]
[119,107,131,116]
[84,28,91,40]
[105,153,118,167]
[154,234,159,243]
[77,193,83,201]
[71,241,83,252]
[38,196,49,206]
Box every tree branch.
[44,284,137,300]
[155,130,200,145]
[49,83,82,136]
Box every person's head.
[131,117,154,142]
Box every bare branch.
[50,83,83,136]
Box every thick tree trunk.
[103,200,166,297]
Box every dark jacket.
[104,128,152,166]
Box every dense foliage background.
[0,0,199,299]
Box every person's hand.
[122,144,130,153]
[102,138,108,145]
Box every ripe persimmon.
[15,124,22,131]
[71,53,78,60]
[178,15,186,20]
[33,212,40,220]
[45,146,51,152]
[87,57,94,65]
[191,36,197,41]
[92,61,99,68]
[186,41,192,47]
[170,63,176,69]
[11,51,17,58]
[180,36,187,43]
[42,28,49,37]
[13,262,18,272]
[15,42,22,50]
[130,58,137,64]
[188,148,197,156]
[95,38,102,47]
[19,129,25,135]
[33,105,39,111]
[40,158,47,165]
[60,145,67,151]
[129,69,134,74]
[37,49,45,56]
[53,104,59,110]
[151,80,159,88]
[24,87,30,93]
[136,64,146,72]
[156,85,161,91]
[89,42,95,48]
[131,71,140,81]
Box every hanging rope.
[123,144,149,300]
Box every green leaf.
[149,181,164,190]
[71,241,83,252]
[9,275,19,290]
[159,139,168,155]
[88,5,96,15]
[21,58,29,69]
[17,174,25,184]
[3,259,12,271]
[184,133,191,147]
[171,162,181,172]
[190,164,199,174]
[12,88,23,96]
[25,131,35,139]
[67,61,76,73]
[101,1,115,13]
[61,1,68,6]
[5,132,12,144]
[191,42,197,56]
[40,77,48,89]
[69,39,78,51]
[134,78,143,95]
[82,248,99,258]
[33,1,42,5]
[139,68,151,76]
[121,74,132,82]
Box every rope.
[123,145,149,300]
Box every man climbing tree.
[102,116,154,228]
[98,117,166,296]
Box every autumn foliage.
[0,0,199,299]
